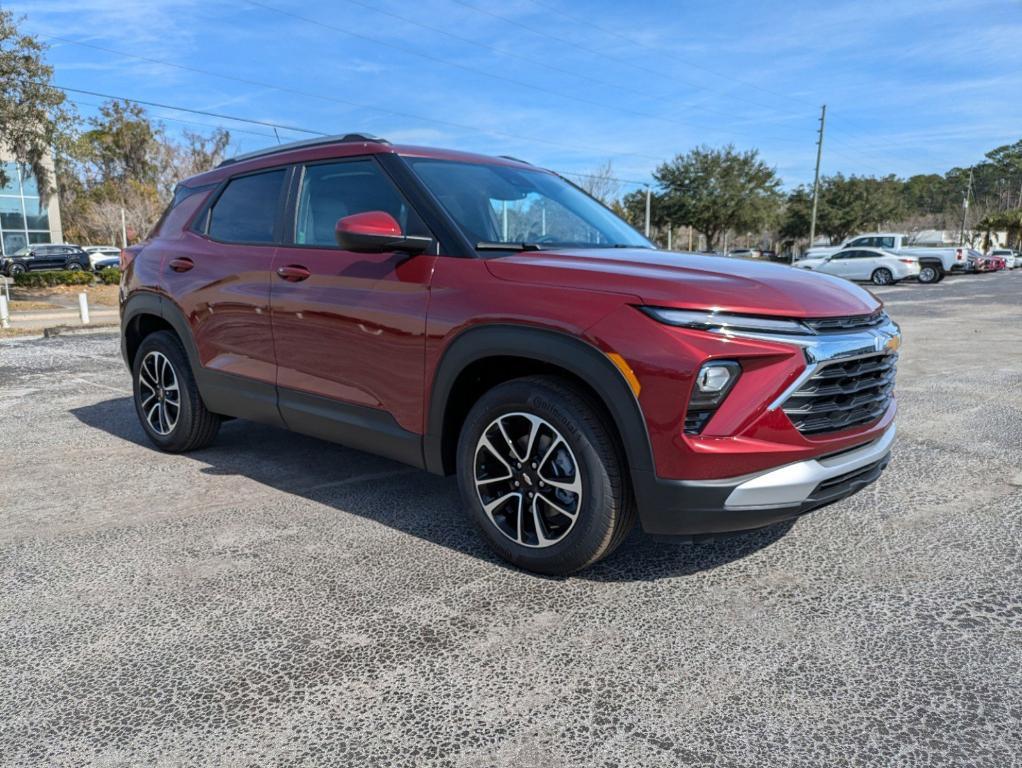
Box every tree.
[0,10,75,201]
[157,128,230,200]
[574,160,621,206]
[653,145,781,249]
[58,99,230,244]
[782,174,907,244]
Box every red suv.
[120,134,900,574]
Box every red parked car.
[120,135,900,574]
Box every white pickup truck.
[802,233,967,283]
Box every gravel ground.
[1,272,1021,766]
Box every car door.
[28,247,53,272]
[269,157,437,453]
[822,250,853,278]
[166,166,288,421]
[842,249,876,280]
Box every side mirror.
[335,211,432,254]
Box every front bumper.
[632,423,895,535]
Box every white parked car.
[795,247,921,285]
[803,232,966,283]
[726,248,762,259]
[83,245,121,271]
[990,248,1019,269]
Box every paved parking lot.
[2,272,1021,766]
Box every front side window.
[207,169,286,244]
[294,159,427,247]
[406,158,651,250]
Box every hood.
[485,248,881,318]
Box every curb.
[42,323,120,339]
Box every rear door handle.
[276,265,311,282]
[168,257,194,273]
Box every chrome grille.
[783,352,897,436]
[803,311,888,334]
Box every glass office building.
[0,159,63,256]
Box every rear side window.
[208,169,287,244]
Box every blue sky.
[14,0,1022,192]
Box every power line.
[38,38,666,162]
[337,0,814,133]
[65,97,282,140]
[241,0,809,146]
[519,0,817,115]
[50,82,657,186]
[447,0,734,102]
[54,85,328,136]
[472,0,922,162]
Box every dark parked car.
[0,244,91,276]
[93,255,120,271]
[120,134,900,574]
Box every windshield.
[11,246,31,257]
[406,158,652,250]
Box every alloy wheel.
[473,412,583,548]
[138,350,180,435]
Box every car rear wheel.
[871,268,894,285]
[456,375,635,575]
[917,263,941,284]
[66,262,82,272]
[133,331,220,453]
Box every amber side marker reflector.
[606,352,641,397]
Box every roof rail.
[217,133,389,168]
[498,155,532,165]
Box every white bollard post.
[0,294,9,329]
[78,292,90,325]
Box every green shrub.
[13,270,96,288]
[98,267,122,285]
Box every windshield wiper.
[475,242,545,251]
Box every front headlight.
[640,307,809,336]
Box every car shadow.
[70,397,794,583]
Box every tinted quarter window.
[295,159,426,246]
[208,169,286,244]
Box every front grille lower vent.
[783,353,897,436]
[684,411,713,435]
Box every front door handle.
[168,257,194,273]
[276,265,311,282]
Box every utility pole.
[667,226,672,250]
[959,168,973,246]
[120,207,128,248]
[644,186,651,238]
[808,104,827,249]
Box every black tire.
[871,268,894,286]
[65,262,82,272]
[132,330,220,453]
[9,263,25,276]
[917,263,941,284]
[456,375,635,575]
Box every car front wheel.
[133,331,220,452]
[457,375,635,575]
